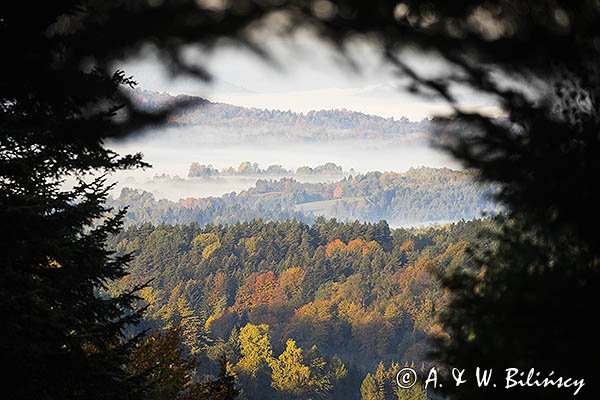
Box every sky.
[118,34,499,121]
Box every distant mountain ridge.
[128,89,431,140]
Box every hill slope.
[109,167,497,227]
[128,89,431,141]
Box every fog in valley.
[105,34,493,203]
[106,123,458,201]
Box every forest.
[128,89,431,140]
[109,218,490,399]
[188,161,350,178]
[5,2,597,400]
[109,167,496,227]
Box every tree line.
[128,89,430,140]
[188,161,348,178]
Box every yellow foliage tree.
[270,339,311,395]
[236,323,273,378]
[193,233,221,260]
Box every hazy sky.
[119,34,499,120]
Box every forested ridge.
[109,218,490,399]
[110,167,496,227]
[129,89,430,140]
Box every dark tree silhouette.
[127,327,196,400]
[2,1,599,399]
[0,2,291,400]
[187,356,240,400]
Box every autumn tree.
[374,362,387,400]
[279,267,306,307]
[396,384,428,400]
[236,323,273,378]
[270,339,311,396]
[360,373,382,400]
